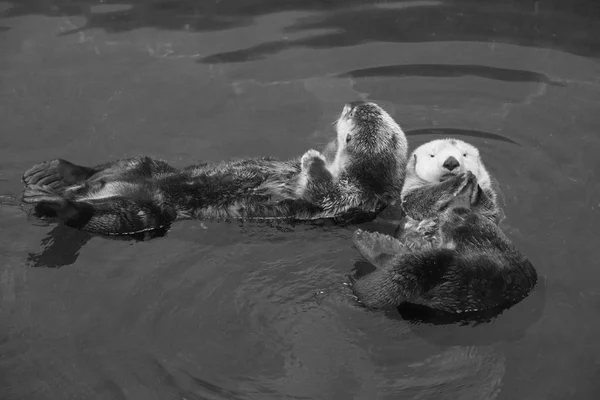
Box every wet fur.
[22,102,408,236]
[298,102,409,208]
[350,179,538,314]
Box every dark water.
[1,1,600,399]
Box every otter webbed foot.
[22,159,95,190]
[23,184,177,236]
[353,229,408,269]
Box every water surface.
[1,1,600,399]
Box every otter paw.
[22,185,66,205]
[456,172,480,205]
[300,149,326,171]
[453,172,471,193]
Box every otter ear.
[352,229,405,269]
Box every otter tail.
[22,184,177,236]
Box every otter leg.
[22,159,96,190]
[22,157,183,193]
[89,157,180,181]
[350,248,459,310]
[23,185,177,236]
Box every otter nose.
[442,156,460,171]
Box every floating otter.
[21,102,408,236]
[296,102,409,207]
[396,138,501,250]
[349,171,538,314]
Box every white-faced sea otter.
[350,172,538,314]
[21,102,408,236]
[396,138,502,250]
[348,139,537,315]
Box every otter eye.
[463,153,467,157]
[346,134,352,143]
[430,154,435,158]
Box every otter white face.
[410,138,491,188]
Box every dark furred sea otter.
[349,171,538,315]
[21,102,408,236]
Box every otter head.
[408,138,491,188]
[331,101,408,200]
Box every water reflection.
[351,261,546,346]
[26,224,170,269]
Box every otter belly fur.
[396,138,501,250]
[21,101,408,236]
[349,174,538,314]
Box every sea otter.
[349,172,538,314]
[296,103,409,207]
[21,102,408,236]
[395,138,501,250]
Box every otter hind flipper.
[352,229,407,269]
[65,197,177,236]
[22,159,96,191]
[23,184,78,219]
[351,248,460,310]
[23,184,176,236]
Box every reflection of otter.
[396,138,501,250]
[349,173,538,314]
[21,102,408,236]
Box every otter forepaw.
[456,171,480,205]
[452,172,471,194]
[301,149,326,171]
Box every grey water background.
[1,0,599,399]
